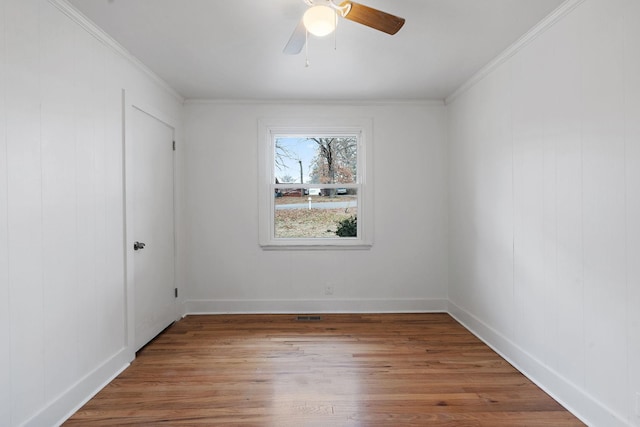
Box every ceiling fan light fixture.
[303,5,337,37]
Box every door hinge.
[174,288,178,298]
[172,140,176,151]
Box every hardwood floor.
[65,314,584,426]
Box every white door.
[132,107,176,351]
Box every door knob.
[134,241,146,251]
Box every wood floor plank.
[64,313,584,426]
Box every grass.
[275,206,356,238]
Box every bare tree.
[308,137,357,194]
[274,141,299,173]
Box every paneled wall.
[0,1,183,425]
[4,0,638,426]
[447,0,640,425]
[182,101,449,314]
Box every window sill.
[260,241,373,251]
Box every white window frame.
[258,117,373,250]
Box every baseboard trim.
[23,347,133,427]
[447,300,630,427]
[182,298,448,315]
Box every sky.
[274,137,318,184]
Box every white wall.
[447,0,640,426]
[0,1,183,425]
[182,101,448,314]
[7,0,637,426]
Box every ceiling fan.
[283,0,405,55]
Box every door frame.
[123,90,179,360]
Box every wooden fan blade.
[283,19,306,55]
[340,1,405,35]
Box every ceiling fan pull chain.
[334,11,337,50]
[305,29,310,67]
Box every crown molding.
[48,0,185,104]
[183,98,445,107]
[445,0,586,106]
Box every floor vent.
[296,315,322,321]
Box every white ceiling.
[67,0,565,101]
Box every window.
[258,117,373,249]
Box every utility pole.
[299,160,303,195]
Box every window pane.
[274,189,358,238]
[275,137,357,185]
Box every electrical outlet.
[324,285,334,295]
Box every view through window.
[273,136,359,239]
